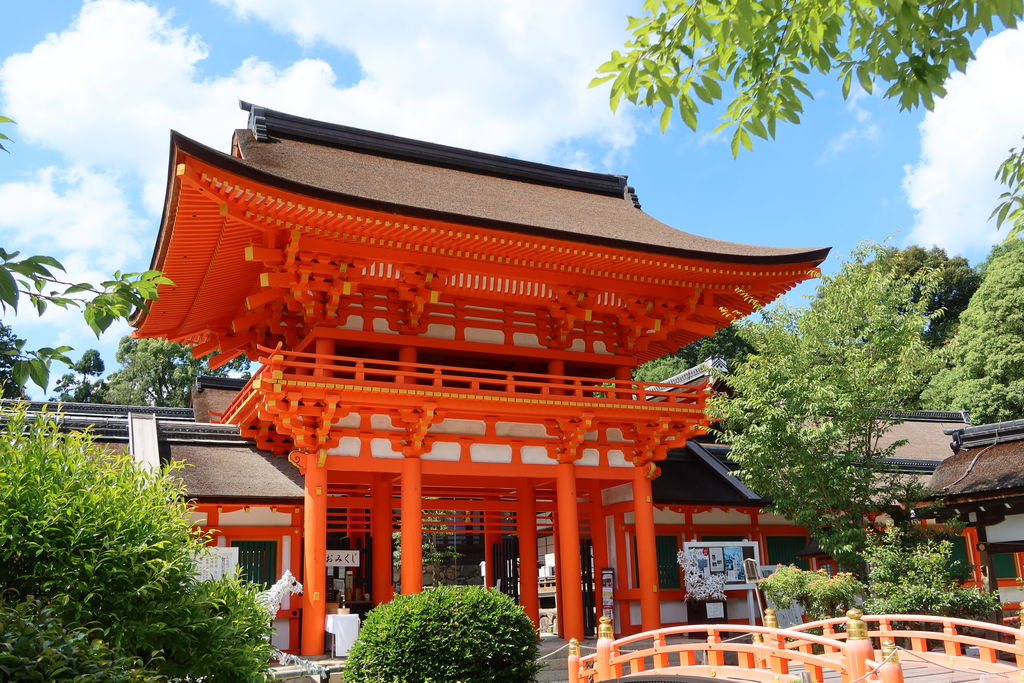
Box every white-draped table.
[325,613,361,657]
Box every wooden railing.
[223,345,708,423]
[571,611,1024,683]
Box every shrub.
[344,585,539,683]
[863,526,999,620]
[0,407,274,679]
[760,566,864,620]
[0,593,158,681]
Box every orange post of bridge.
[300,457,328,656]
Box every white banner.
[195,546,238,581]
[326,549,361,567]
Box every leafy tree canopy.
[715,243,940,571]
[878,245,981,348]
[51,348,107,403]
[0,323,27,399]
[634,323,752,383]
[0,407,274,679]
[595,1,1024,238]
[922,239,1024,423]
[103,337,250,408]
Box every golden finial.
[568,638,580,657]
[763,607,779,629]
[846,608,868,640]
[598,615,614,639]
[881,639,898,663]
[752,632,764,644]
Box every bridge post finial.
[878,639,904,683]
[567,638,581,683]
[844,608,874,682]
[763,607,779,629]
[595,616,614,680]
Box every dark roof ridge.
[195,375,248,392]
[240,101,631,199]
[1,399,195,421]
[877,409,970,423]
[947,418,1024,453]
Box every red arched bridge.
[569,609,1024,682]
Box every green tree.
[0,406,274,679]
[0,118,170,392]
[634,324,751,383]
[595,1,1024,238]
[922,239,1024,423]
[103,337,250,407]
[879,245,981,348]
[863,526,999,619]
[0,323,28,398]
[716,243,940,571]
[51,348,107,403]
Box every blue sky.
[2,1,1022,395]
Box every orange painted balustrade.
[572,612,1024,682]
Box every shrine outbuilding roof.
[930,419,1024,499]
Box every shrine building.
[132,103,829,655]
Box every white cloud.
[902,27,1024,258]
[2,0,636,212]
[819,87,880,162]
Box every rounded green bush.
[343,585,539,683]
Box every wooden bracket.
[552,413,595,463]
[397,403,443,457]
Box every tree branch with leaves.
[596,0,1024,238]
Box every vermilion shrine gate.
[133,104,828,655]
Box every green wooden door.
[232,540,278,588]
[766,535,809,570]
[655,535,681,589]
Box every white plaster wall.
[757,512,794,525]
[271,618,289,650]
[371,438,402,458]
[607,449,630,467]
[372,318,397,334]
[654,508,687,524]
[281,535,292,610]
[470,444,513,464]
[332,412,362,429]
[986,514,1024,543]
[630,602,641,624]
[569,338,586,352]
[339,314,363,331]
[464,327,504,344]
[423,441,461,461]
[692,509,752,525]
[521,446,552,465]
[424,323,456,340]
[578,448,600,467]
[661,600,687,624]
[219,507,292,527]
[188,511,208,526]
[329,436,361,457]
[496,422,552,439]
[370,414,401,431]
[602,483,633,506]
[584,430,598,441]
[429,418,486,436]
[593,341,611,354]
[512,332,542,348]
[606,428,627,443]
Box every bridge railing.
[571,608,1024,683]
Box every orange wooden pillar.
[372,474,393,605]
[632,465,661,632]
[400,454,423,594]
[556,461,584,641]
[517,482,540,629]
[300,457,328,655]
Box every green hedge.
[344,585,539,683]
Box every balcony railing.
[222,345,708,424]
